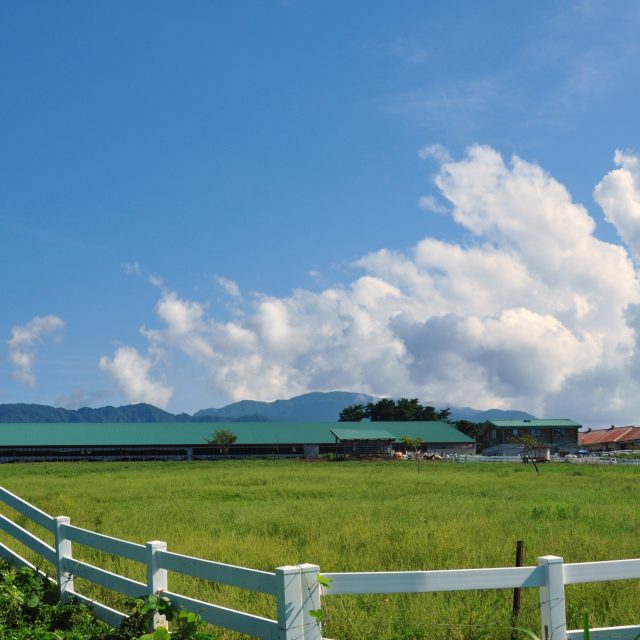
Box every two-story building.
[481,419,581,456]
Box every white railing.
[566,456,640,466]
[0,486,639,640]
[0,486,320,639]
[457,455,524,463]
[321,558,640,640]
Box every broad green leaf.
[26,594,40,608]
[309,608,325,622]
[153,627,171,640]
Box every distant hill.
[0,403,194,423]
[0,393,536,423]
[448,406,537,422]
[194,391,379,423]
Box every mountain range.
[0,392,536,423]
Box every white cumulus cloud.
[594,149,640,262]
[99,346,173,408]
[7,315,65,387]
[102,146,640,423]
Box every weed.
[124,595,214,640]
[0,559,217,639]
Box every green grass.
[0,460,638,640]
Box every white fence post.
[538,555,567,640]
[276,565,304,640]
[299,563,322,640]
[54,516,74,603]
[146,540,168,630]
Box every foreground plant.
[124,595,213,640]
[0,559,217,640]
[513,613,640,640]
[0,558,110,639]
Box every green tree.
[400,435,424,473]
[339,398,452,423]
[208,429,237,458]
[338,404,366,422]
[366,399,397,421]
[418,404,439,420]
[453,420,483,438]
[395,398,424,421]
[509,433,543,473]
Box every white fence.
[0,486,639,640]
[457,455,525,463]
[566,456,640,466]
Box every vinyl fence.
[457,455,524,463]
[0,485,639,640]
[565,456,640,466]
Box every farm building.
[330,428,396,457]
[0,421,475,462]
[481,419,581,456]
[579,425,640,452]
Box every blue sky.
[2,1,640,424]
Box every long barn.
[0,421,475,462]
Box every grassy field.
[0,459,637,640]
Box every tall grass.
[0,460,637,639]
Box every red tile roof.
[580,426,640,445]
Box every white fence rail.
[566,456,640,466]
[457,455,524,463]
[0,485,639,640]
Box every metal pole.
[511,540,524,640]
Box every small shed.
[330,428,396,457]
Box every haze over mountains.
[0,392,536,423]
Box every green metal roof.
[488,419,581,429]
[0,421,474,447]
[330,428,396,441]
[385,422,474,443]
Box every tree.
[417,404,439,420]
[367,399,397,421]
[339,398,451,422]
[509,433,542,473]
[338,404,366,422]
[453,420,483,439]
[395,398,424,421]
[400,435,423,474]
[208,429,237,458]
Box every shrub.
[0,559,217,640]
